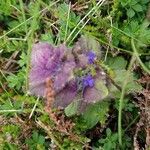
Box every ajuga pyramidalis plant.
[29,37,108,110]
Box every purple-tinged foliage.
[53,61,76,91]
[83,87,101,103]
[77,54,88,68]
[83,70,107,103]
[54,80,77,108]
[29,43,76,97]
[29,42,107,110]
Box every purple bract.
[29,42,76,97]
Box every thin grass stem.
[64,3,71,42]
[29,96,40,119]
[65,0,105,43]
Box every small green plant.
[98,129,131,150]
[98,128,118,150]
[25,131,46,150]
[7,69,26,91]
[121,0,149,18]
[2,124,20,139]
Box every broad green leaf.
[130,21,139,33]
[65,100,79,117]
[82,101,109,129]
[133,4,143,12]
[126,81,143,93]
[106,56,127,70]
[130,0,138,6]
[121,1,128,7]
[141,0,149,4]
[127,8,135,18]
[41,33,54,44]
[95,80,109,100]
[114,70,142,93]
[26,131,45,150]
[106,128,112,137]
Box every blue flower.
[82,74,94,88]
[87,51,96,64]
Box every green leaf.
[106,128,112,137]
[41,33,54,44]
[65,100,79,117]
[84,35,101,56]
[114,70,142,93]
[98,129,118,150]
[133,4,143,12]
[138,21,150,46]
[95,79,109,100]
[115,98,135,112]
[130,0,138,6]
[127,8,135,18]
[82,101,109,129]
[2,125,20,139]
[18,52,27,67]
[130,21,139,33]
[106,56,127,70]
[141,0,149,4]
[126,80,143,93]
[26,131,45,150]
[3,143,19,150]
[0,0,16,16]
[121,0,129,7]
[7,69,25,90]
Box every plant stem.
[118,52,136,146]
[131,39,150,74]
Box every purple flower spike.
[87,51,96,64]
[82,75,95,88]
